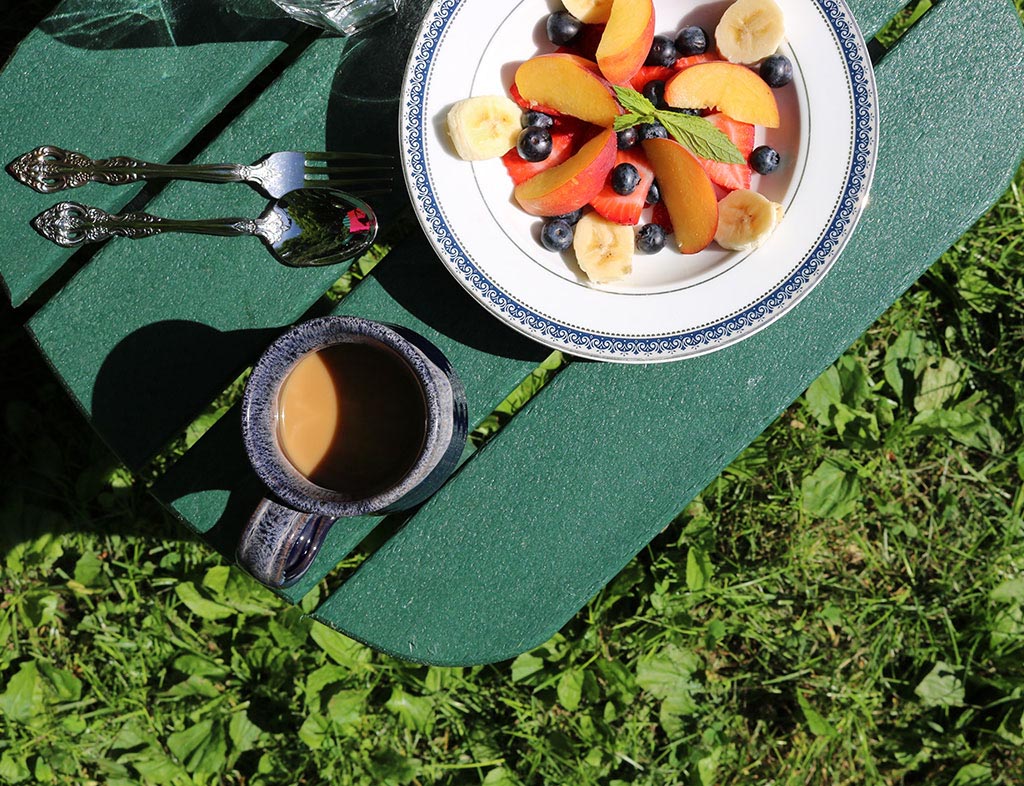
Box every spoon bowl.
[261,188,378,267]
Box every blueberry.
[522,110,554,129]
[664,106,701,116]
[645,179,661,206]
[642,79,667,109]
[617,126,639,150]
[636,223,666,254]
[675,26,708,56]
[611,163,640,196]
[638,122,669,141]
[541,219,574,252]
[760,54,793,88]
[553,208,583,225]
[546,11,581,45]
[517,126,552,162]
[646,35,677,67]
[750,145,780,174]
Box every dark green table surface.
[2,0,1022,665]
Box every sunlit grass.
[2,2,1024,784]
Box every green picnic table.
[2,0,1022,666]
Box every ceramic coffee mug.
[237,316,467,588]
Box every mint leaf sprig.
[611,85,745,165]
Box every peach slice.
[642,138,719,254]
[596,0,655,85]
[515,55,620,127]
[564,0,613,24]
[665,62,779,127]
[514,130,617,216]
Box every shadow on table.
[323,0,429,183]
[150,404,266,560]
[322,0,549,364]
[37,0,308,48]
[0,324,193,555]
[367,240,551,363]
[90,319,281,470]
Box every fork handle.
[7,145,250,194]
[31,202,259,248]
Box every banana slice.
[446,96,523,161]
[714,189,784,251]
[574,212,634,283]
[715,0,786,64]
[563,0,613,24]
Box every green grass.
[4,176,1022,786]
[4,3,1024,785]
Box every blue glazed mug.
[237,316,467,588]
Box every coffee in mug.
[237,316,467,588]
[276,341,427,497]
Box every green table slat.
[154,229,549,603]
[26,36,348,468]
[25,20,421,470]
[0,0,306,307]
[310,0,1024,665]
[845,0,913,43]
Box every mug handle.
[236,498,336,589]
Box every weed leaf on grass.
[175,582,235,620]
[914,662,966,708]
[883,329,928,404]
[0,661,43,724]
[369,749,420,786]
[908,404,1004,453]
[686,547,713,591]
[0,753,31,784]
[801,458,860,518]
[797,692,838,738]
[914,357,964,411]
[167,718,228,775]
[510,651,545,683]
[310,622,373,669]
[129,749,187,784]
[950,763,995,785]
[385,687,435,734]
[483,768,520,786]
[805,356,883,448]
[304,663,350,711]
[37,663,82,702]
[298,712,331,750]
[327,690,366,727]
[557,668,584,711]
[636,645,702,716]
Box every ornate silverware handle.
[8,145,249,194]
[31,202,260,248]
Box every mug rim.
[241,315,444,518]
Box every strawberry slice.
[502,128,577,186]
[674,53,719,70]
[509,83,562,116]
[628,65,676,92]
[573,24,605,62]
[651,201,673,235]
[695,113,754,192]
[589,148,656,226]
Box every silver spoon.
[30,188,378,267]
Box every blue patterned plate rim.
[399,0,879,363]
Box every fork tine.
[343,188,395,198]
[303,165,396,176]
[304,150,395,163]
[310,177,395,191]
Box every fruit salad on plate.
[445,0,793,285]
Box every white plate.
[400,0,878,363]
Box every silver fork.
[6,145,395,199]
